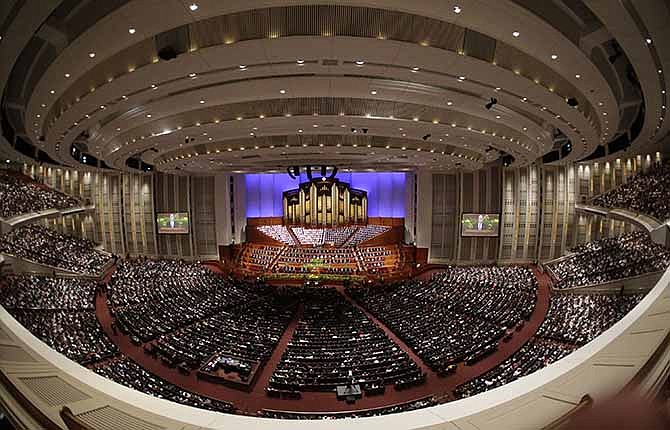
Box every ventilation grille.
[76,406,165,430]
[20,376,89,406]
[0,344,36,363]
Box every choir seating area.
[254,224,391,247]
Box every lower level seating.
[269,289,423,392]
[93,356,234,413]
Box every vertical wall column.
[415,170,433,256]
[232,174,246,244]
[214,174,233,247]
[404,173,417,244]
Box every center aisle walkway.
[94,266,552,415]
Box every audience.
[0,171,79,219]
[0,274,96,310]
[536,293,644,345]
[108,259,266,342]
[546,232,670,289]
[593,162,670,222]
[93,356,234,413]
[350,267,536,373]
[269,289,424,392]
[259,396,436,419]
[454,338,574,399]
[0,224,112,275]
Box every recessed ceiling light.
[121,95,127,100]
[64,73,71,78]
[298,129,303,133]
[411,66,420,72]
[100,105,105,109]
[370,90,377,95]
[453,5,462,14]
[40,103,46,108]
[279,89,286,94]
[312,124,318,127]
[447,101,453,106]
[575,74,581,79]
[495,115,501,119]
[189,73,197,78]
[128,28,136,35]
[458,76,466,81]
[189,3,199,11]
[645,37,652,44]
[146,114,152,118]
[551,54,558,60]
[36,114,40,118]
[151,84,157,89]
[199,100,205,104]
[239,65,247,69]
[49,90,55,94]
[512,31,520,37]
[296,59,305,65]
[355,60,365,66]
[88,52,95,58]
[521,97,527,102]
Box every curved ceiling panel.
[1,0,665,174]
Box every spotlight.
[485,97,498,110]
[422,134,431,141]
[351,128,356,133]
[362,128,368,134]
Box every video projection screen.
[461,213,500,237]
[156,212,190,234]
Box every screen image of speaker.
[156,212,190,234]
[461,213,500,237]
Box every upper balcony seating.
[545,232,670,289]
[592,162,670,222]
[0,225,112,276]
[0,171,79,219]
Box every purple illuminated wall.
[245,172,407,218]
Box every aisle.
[93,266,551,415]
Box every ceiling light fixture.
[512,31,520,37]
[453,5,462,14]
[551,54,558,60]
[128,28,136,35]
[88,52,96,58]
[355,60,365,66]
[279,89,286,94]
[189,3,199,11]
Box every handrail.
[541,394,593,430]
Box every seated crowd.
[255,224,390,247]
[92,356,234,413]
[454,338,574,399]
[259,396,436,419]
[592,162,670,222]
[536,293,644,346]
[151,296,294,377]
[256,225,297,245]
[1,274,116,365]
[269,289,424,393]
[0,274,96,310]
[0,171,79,219]
[546,231,670,289]
[0,224,113,275]
[108,259,265,342]
[349,266,537,373]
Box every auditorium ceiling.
[0,0,668,174]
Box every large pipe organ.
[283,178,367,226]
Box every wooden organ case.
[283,178,367,226]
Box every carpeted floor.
[94,266,551,415]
